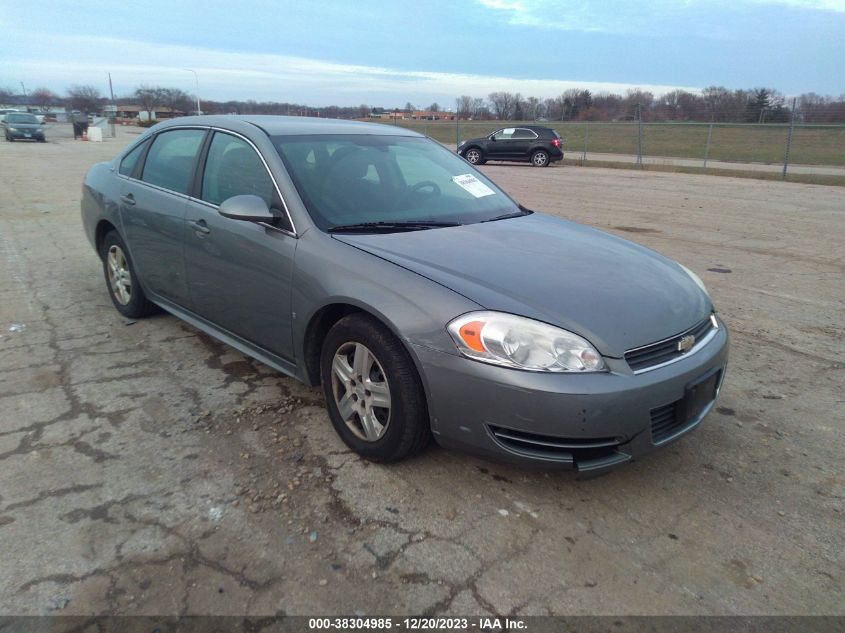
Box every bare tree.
[133,85,167,119]
[0,86,14,106]
[456,95,474,119]
[67,85,102,114]
[525,96,541,120]
[488,92,516,119]
[160,87,192,115]
[429,102,440,112]
[404,101,415,112]
[471,97,486,118]
[31,87,57,111]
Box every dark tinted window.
[512,128,537,139]
[119,139,149,177]
[141,129,205,194]
[201,133,274,206]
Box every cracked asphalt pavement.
[1,126,843,616]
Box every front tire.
[320,313,430,462]
[531,150,550,167]
[463,147,483,165]
[101,230,158,318]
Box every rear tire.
[531,150,549,167]
[320,313,430,462]
[101,230,158,318]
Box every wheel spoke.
[337,392,355,421]
[352,343,371,379]
[367,381,391,409]
[332,354,354,387]
[360,410,383,440]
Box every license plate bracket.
[678,368,720,424]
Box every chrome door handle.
[190,219,210,235]
[120,194,136,206]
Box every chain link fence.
[385,119,845,180]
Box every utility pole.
[636,103,644,168]
[184,69,201,115]
[782,98,797,181]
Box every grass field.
[387,120,845,167]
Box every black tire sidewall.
[101,231,152,318]
[320,314,428,462]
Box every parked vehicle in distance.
[81,116,727,475]
[458,125,563,167]
[3,112,46,142]
[0,109,21,123]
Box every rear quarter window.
[119,139,149,177]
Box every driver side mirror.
[218,194,276,223]
[488,134,496,141]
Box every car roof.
[155,115,423,137]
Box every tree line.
[2,83,844,124]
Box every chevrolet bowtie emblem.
[677,334,696,353]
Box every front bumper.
[6,128,45,140]
[413,317,729,475]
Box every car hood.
[333,213,711,357]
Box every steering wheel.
[408,180,441,198]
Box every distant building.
[114,105,185,122]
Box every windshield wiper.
[328,221,462,233]
[481,208,533,223]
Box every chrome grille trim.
[625,314,719,374]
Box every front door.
[487,128,518,159]
[183,131,297,360]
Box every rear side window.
[141,129,205,195]
[201,132,274,206]
[512,128,538,139]
[119,139,149,177]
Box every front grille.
[625,316,715,373]
[650,402,684,443]
[488,425,621,462]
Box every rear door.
[183,130,297,359]
[119,127,207,305]
[510,128,538,158]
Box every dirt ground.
[0,125,843,616]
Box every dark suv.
[458,125,563,167]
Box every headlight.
[7,127,17,132]
[678,263,710,298]
[458,140,466,147]
[447,311,606,372]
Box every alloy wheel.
[532,151,548,167]
[465,149,481,164]
[331,342,392,441]
[107,245,132,305]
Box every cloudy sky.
[1,0,843,106]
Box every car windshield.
[272,134,523,231]
[7,113,37,124]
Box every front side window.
[492,128,515,140]
[201,133,274,207]
[273,135,522,231]
[141,128,205,195]
[119,139,149,177]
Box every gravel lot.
[0,125,842,616]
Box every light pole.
[184,69,201,116]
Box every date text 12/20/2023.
[307,617,528,630]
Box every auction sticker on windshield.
[452,174,496,198]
